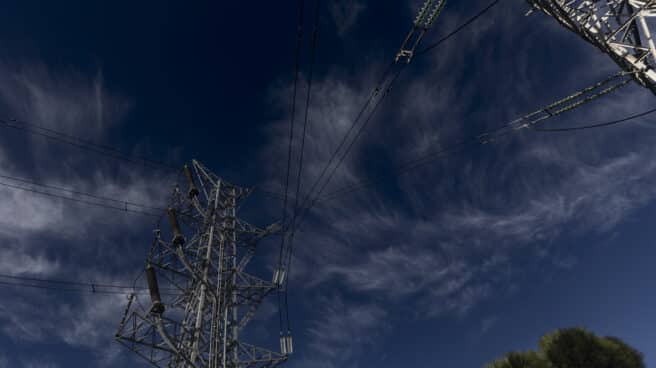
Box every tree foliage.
[486,327,644,368]
[487,351,551,368]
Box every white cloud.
[21,359,59,368]
[0,61,168,236]
[296,295,386,368]
[329,0,367,36]
[0,62,174,367]
[0,282,144,368]
[257,74,390,237]
[1,1,655,367]
[0,240,60,276]
[480,315,498,335]
[59,293,128,348]
[0,64,129,141]
[259,1,656,366]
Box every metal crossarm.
[527,0,656,94]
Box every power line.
[0,179,161,217]
[285,0,323,338]
[0,168,283,217]
[313,72,635,204]
[294,66,405,230]
[0,273,177,296]
[0,118,288,201]
[0,273,151,290]
[530,106,656,132]
[289,62,395,232]
[317,134,484,203]
[292,0,502,230]
[416,0,503,56]
[277,0,307,344]
[291,0,321,224]
[0,117,180,172]
[0,173,166,212]
[0,280,178,296]
[0,279,137,295]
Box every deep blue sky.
[1,1,655,367]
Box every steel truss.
[527,0,656,94]
[116,160,286,368]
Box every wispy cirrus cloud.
[292,295,387,368]
[0,63,130,141]
[2,1,655,368]
[21,359,59,368]
[0,62,171,367]
[258,1,656,366]
[329,0,367,36]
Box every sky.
[0,0,655,367]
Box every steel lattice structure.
[116,160,286,368]
[526,0,656,94]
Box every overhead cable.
[0,168,282,217]
[0,280,139,295]
[531,106,656,132]
[0,273,177,295]
[0,117,180,172]
[416,0,503,56]
[0,173,166,212]
[0,273,168,291]
[0,179,161,217]
[290,62,395,231]
[284,0,323,339]
[292,0,501,230]
[293,67,405,230]
[276,0,307,345]
[315,72,635,203]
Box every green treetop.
[486,327,644,368]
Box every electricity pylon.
[526,0,656,94]
[116,160,287,368]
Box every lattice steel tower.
[526,0,656,94]
[116,160,287,367]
